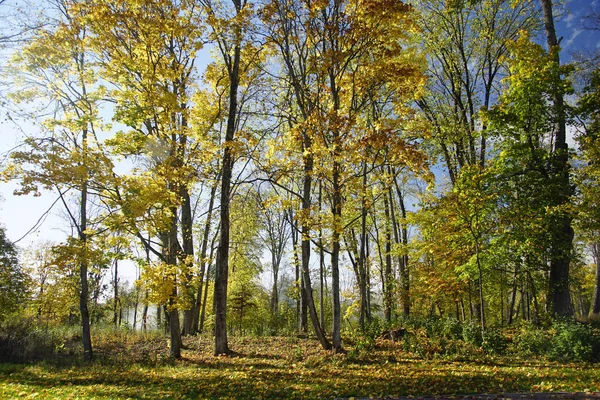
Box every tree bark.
[213,0,243,355]
[393,175,410,317]
[358,161,369,329]
[540,0,575,318]
[113,258,119,328]
[301,142,331,350]
[164,212,182,359]
[319,182,326,331]
[79,166,93,361]
[590,243,600,318]
[181,186,195,336]
[331,142,342,352]
[383,192,393,324]
[192,178,218,333]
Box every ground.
[1,335,599,399]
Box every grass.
[1,334,599,399]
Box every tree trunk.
[393,176,410,317]
[331,147,342,352]
[383,190,393,324]
[508,263,520,325]
[540,0,575,318]
[214,0,242,355]
[358,161,369,329]
[319,182,326,331]
[142,291,149,332]
[113,258,119,328]
[165,213,182,359]
[192,178,218,333]
[474,241,486,332]
[300,141,331,350]
[271,255,279,314]
[181,187,195,336]
[590,243,600,318]
[79,128,93,361]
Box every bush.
[548,320,600,363]
[0,316,77,363]
[462,322,483,347]
[482,328,508,355]
[346,319,383,360]
[512,324,551,357]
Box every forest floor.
[1,334,599,399]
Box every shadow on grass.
[3,353,599,400]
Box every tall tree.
[202,0,255,355]
[416,0,538,183]
[540,0,575,318]
[4,0,116,359]
[80,0,206,357]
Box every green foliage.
[346,319,383,360]
[0,228,29,321]
[482,328,509,355]
[548,319,600,363]
[0,316,79,363]
[462,322,483,347]
[513,323,551,357]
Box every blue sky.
[558,0,600,58]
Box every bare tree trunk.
[165,213,182,359]
[142,291,149,332]
[331,153,342,352]
[358,161,369,329]
[200,223,219,333]
[474,241,486,332]
[289,212,302,332]
[319,182,326,331]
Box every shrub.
[0,316,77,363]
[462,322,483,347]
[512,324,550,357]
[548,320,600,363]
[482,328,508,355]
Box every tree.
[575,67,600,318]
[415,0,538,183]
[0,227,28,321]
[255,189,290,318]
[79,0,207,357]
[3,0,116,359]
[201,0,258,355]
[539,0,575,318]
[264,0,426,352]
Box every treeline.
[0,0,599,360]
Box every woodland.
[1,0,600,398]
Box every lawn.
[1,336,599,399]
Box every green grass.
[1,336,599,399]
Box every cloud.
[565,11,578,29]
[564,28,583,49]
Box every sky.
[1,0,600,285]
